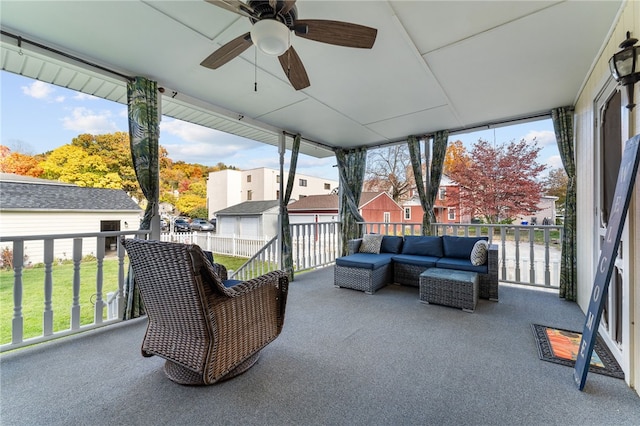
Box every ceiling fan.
[201,0,378,90]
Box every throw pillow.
[470,240,489,266]
[359,234,384,254]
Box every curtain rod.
[1,30,134,82]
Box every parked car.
[189,218,215,232]
[173,218,191,232]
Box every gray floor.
[1,267,639,426]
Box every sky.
[1,70,563,181]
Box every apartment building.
[207,168,338,217]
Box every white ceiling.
[0,1,623,158]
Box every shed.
[0,173,142,264]
[215,200,280,238]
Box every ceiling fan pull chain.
[254,47,258,92]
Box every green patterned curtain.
[124,76,159,319]
[281,134,300,281]
[336,147,367,256]
[408,131,449,235]
[408,136,430,234]
[429,131,449,232]
[552,106,577,301]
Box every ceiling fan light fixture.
[250,19,291,56]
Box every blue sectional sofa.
[334,235,498,300]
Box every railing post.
[117,240,126,320]
[529,227,535,284]
[11,240,24,344]
[43,239,54,336]
[71,238,82,330]
[94,236,105,324]
[544,227,551,286]
[501,226,507,281]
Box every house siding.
[574,0,639,393]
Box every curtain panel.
[124,76,160,319]
[281,134,300,281]
[407,131,449,235]
[335,147,367,256]
[552,106,577,301]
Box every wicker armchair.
[122,238,289,385]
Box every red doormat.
[531,324,624,379]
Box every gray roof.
[0,177,141,211]
[216,200,279,216]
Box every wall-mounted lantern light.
[609,31,640,110]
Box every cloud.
[160,119,265,161]
[545,155,564,170]
[73,93,99,101]
[523,130,556,147]
[21,80,64,102]
[61,107,119,134]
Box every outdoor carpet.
[531,323,624,379]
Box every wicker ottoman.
[419,268,479,313]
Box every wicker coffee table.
[419,268,479,313]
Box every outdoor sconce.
[609,31,640,110]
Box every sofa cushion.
[401,236,443,257]
[336,253,395,270]
[359,234,384,254]
[442,236,488,259]
[391,254,439,268]
[380,235,404,254]
[470,240,489,266]
[436,257,488,274]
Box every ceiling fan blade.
[278,46,310,90]
[200,32,252,69]
[280,0,296,15]
[294,19,377,49]
[205,0,255,19]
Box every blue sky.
[1,70,562,181]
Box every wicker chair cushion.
[380,236,404,253]
[390,254,439,268]
[442,236,487,259]
[401,236,443,257]
[335,253,395,269]
[222,279,243,287]
[436,257,488,274]
[359,234,384,254]
[470,240,489,266]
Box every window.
[383,212,390,223]
[404,207,411,220]
[324,183,331,190]
[247,175,252,183]
[299,179,307,187]
[448,208,456,221]
[276,190,280,199]
[276,175,280,183]
[247,190,253,201]
[439,188,446,200]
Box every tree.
[38,144,123,188]
[364,145,413,202]
[443,140,469,175]
[544,167,568,211]
[0,146,43,177]
[447,138,547,223]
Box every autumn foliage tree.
[447,139,547,223]
[2,132,238,218]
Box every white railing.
[160,232,270,258]
[0,230,149,352]
[359,222,563,289]
[0,221,562,351]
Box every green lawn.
[0,254,249,345]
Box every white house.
[207,167,337,218]
[516,195,559,225]
[0,173,142,264]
